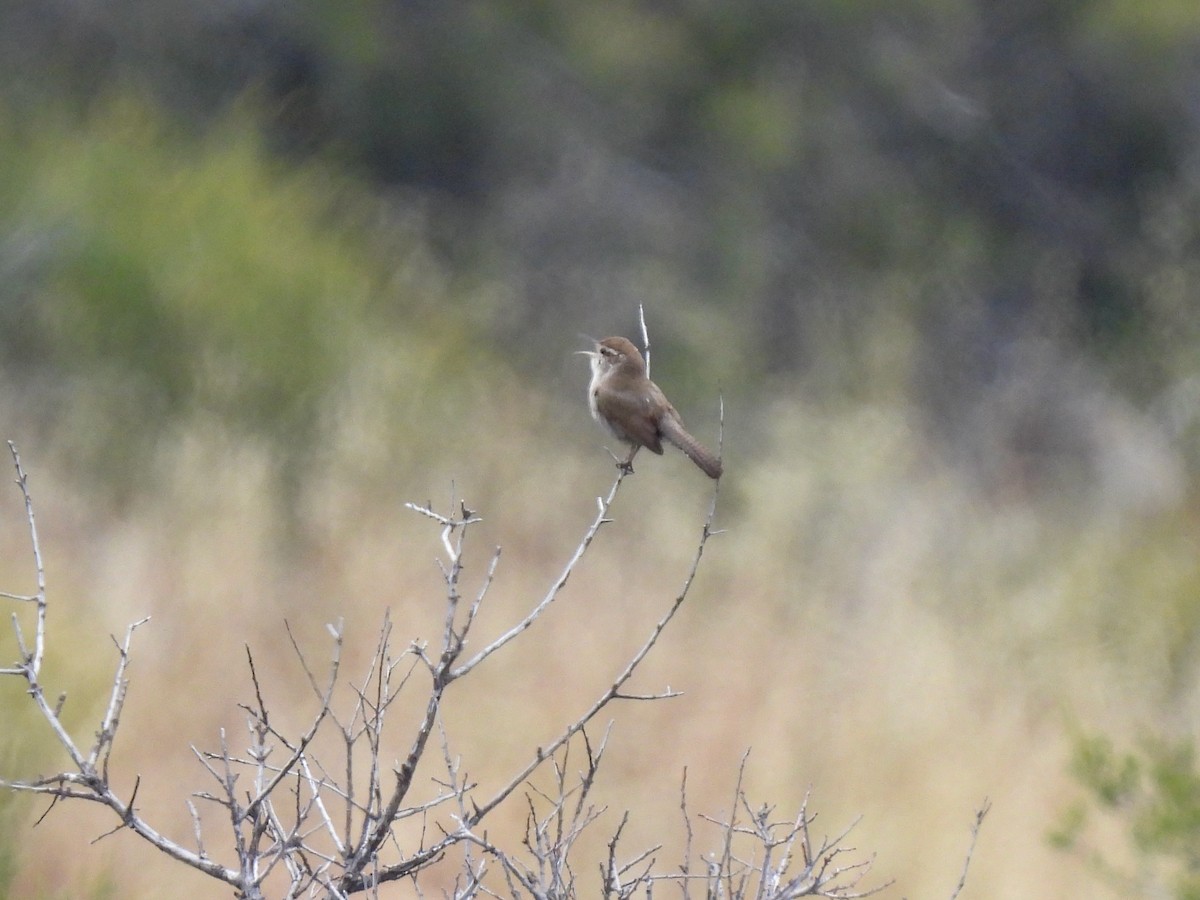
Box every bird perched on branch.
[578,336,722,479]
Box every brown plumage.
[579,336,723,479]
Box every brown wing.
[593,382,666,453]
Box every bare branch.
[2,442,990,900]
[457,476,720,832]
[5,442,46,678]
[89,618,151,779]
[449,469,627,680]
[241,630,341,822]
[637,305,651,377]
[947,799,990,900]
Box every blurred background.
[2,1,1200,896]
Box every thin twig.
[449,469,627,680]
[638,305,651,377]
[6,442,46,678]
[948,799,991,900]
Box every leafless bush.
[1,440,986,897]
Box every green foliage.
[1057,518,1200,706]
[1072,734,1141,808]
[0,94,419,493]
[1054,733,1200,899]
[1,0,1198,408]
[9,95,369,404]
[1084,0,1200,53]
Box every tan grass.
[2,381,1187,898]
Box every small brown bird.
[578,336,723,479]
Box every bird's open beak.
[575,333,599,358]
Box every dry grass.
[1,371,1191,898]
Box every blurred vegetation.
[1,1,1198,395]
[0,0,1197,493]
[1053,734,1200,899]
[0,90,500,506]
[0,0,1199,896]
[0,95,383,496]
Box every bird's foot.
[604,447,636,475]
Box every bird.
[578,336,722,479]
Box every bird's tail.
[660,416,723,479]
